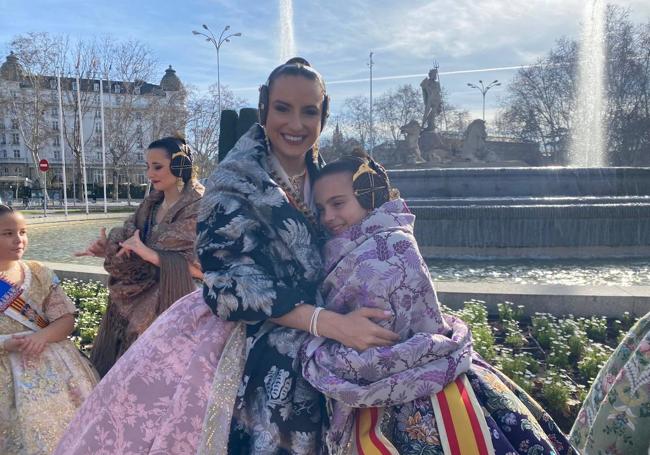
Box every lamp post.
[467,79,501,121]
[192,24,242,117]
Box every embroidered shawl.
[197,124,327,452]
[91,181,204,376]
[301,199,473,454]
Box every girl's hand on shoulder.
[74,227,107,257]
[323,308,400,352]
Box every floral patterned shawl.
[91,181,204,376]
[301,199,473,454]
[197,124,328,453]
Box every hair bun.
[285,57,311,67]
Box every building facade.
[0,52,185,202]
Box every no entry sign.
[38,159,49,172]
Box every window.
[13,150,20,158]
[135,112,142,120]
[51,106,58,116]
[134,86,141,95]
[4,168,7,174]
[11,133,19,145]
[72,81,78,91]
[96,152,102,162]
[50,79,57,90]
[15,167,21,176]
[0,150,6,158]
[95,109,101,118]
[54,150,61,160]
[0,134,5,145]
[11,119,19,130]
[94,136,101,147]
[113,84,121,94]
[136,151,144,161]
[136,124,143,134]
[53,136,60,146]
[52,121,59,131]
[94,82,100,92]
[95,123,101,133]
[0,119,5,130]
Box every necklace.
[264,134,320,230]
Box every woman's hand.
[74,227,107,257]
[117,229,149,259]
[319,308,400,352]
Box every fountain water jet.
[279,0,296,61]
[570,0,607,166]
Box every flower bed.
[442,300,637,432]
[62,279,636,432]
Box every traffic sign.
[38,159,49,172]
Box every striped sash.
[353,407,399,455]
[430,374,495,455]
[352,374,494,455]
[0,277,48,331]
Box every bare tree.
[340,95,372,148]
[374,84,423,142]
[8,33,67,194]
[185,83,244,179]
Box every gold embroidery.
[198,322,247,454]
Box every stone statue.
[420,66,442,132]
[400,120,425,163]
[460,119,489,161]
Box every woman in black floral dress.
[196,58,400,454]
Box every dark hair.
[147,136,194,184]
[0,204,14,216]
[258,57,330,130]
[315,149,396,210]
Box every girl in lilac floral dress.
[302,154,577,455]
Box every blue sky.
[2,0,649,121]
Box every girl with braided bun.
[302,151,577,455]
[75,136,204,377]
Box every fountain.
[279,0,296,61]
[383,2,650,260]
[570,0,607,166]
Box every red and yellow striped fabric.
[354,407,399,455]
[7,295,49,328]
[430,374,495,455]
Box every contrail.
[231,63,539,92]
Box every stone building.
[0,52,184,202]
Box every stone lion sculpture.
[460,119,489,161]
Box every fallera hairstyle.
[314,148,398,210]
[147,136,194,184]
[258,57,330,131]
[0,204,15,217]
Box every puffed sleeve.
[197,193,315,323]
[43,276,77,322]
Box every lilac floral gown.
[302,199,577,455]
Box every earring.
[312,141,320,164]
[176,177,184,192]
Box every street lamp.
[467,79,501,121]
[192,24,242,117]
